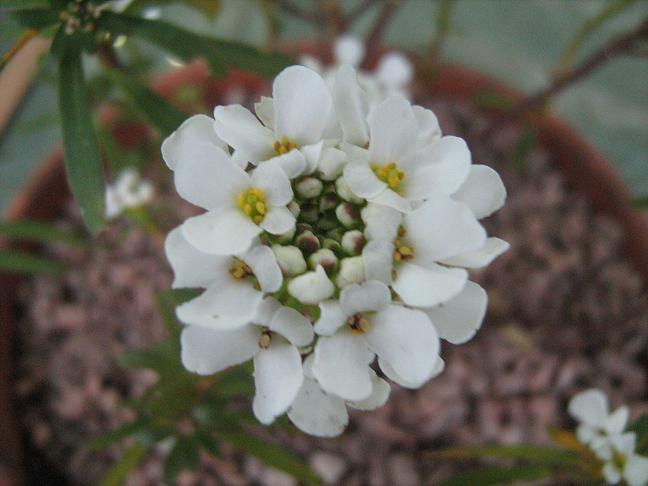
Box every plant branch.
[426,0,455,70]
[0,29,38,72]
[482,18,648,138]
[362,0,403,66]
[346,0,378,25]
[272,0,320,24]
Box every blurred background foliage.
[1,0,647,212]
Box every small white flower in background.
[569,389,648,485]
[162,60,508,436]
[105,168,154,219]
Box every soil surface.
[14,91,648,486]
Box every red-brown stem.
[362,0,402,68]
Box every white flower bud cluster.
[162,60,508,436]
[569,390,648,485]
[105,168,154,219]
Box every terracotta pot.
[2,56,647,484]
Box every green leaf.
[99,12,293,78]
[108,68,185,137]
[439,465,553,486]
[221,432,320,485]
[632,195,648,210]
[167,288,201,305]
[629,414,648,453]
[100,442,148,486]
[155,290,183,342]
[89,418,151,450]
[473,90,513,110]
[124,0,221,19]
[0,249,64,274]
[12,8,59,28]
[0,219,86,247]
[163,436,200,484]
[119,339,182,376]
[426,444,580,465]
[195,431,221,457]
[58,47,105,233]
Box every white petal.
[264,149,306,179]
[253,341,303,424]
[625,454,648,486]
[165,226,229,289]
[340,280,391,315]
[176,279,262,330]
[343,160,386,198]
[376,52,413,90]
[318,147,347,181]
[259,206,296,235]
[288,378,348,437]
[252,162,293,206]
[162,114,227,170]
[273,66,332,145]
[568,389,609,427]
[363,240,394,284]
[604,463,622,485]
[370,188,412,213]
[425,281,487,344]
[610,433,636,456]
[380,355,445,389]
[213,104,274,163]
[348,370,390,411]
[182,208,261,255]
[181,325,258,375]
[300,141,324,175]
[453,164,506,219]
[333,65,369,146]
[400,136,472,199]
[269,306,314,347]
[366,305,440,388]
[441,237,510,269]
[252,296,282,327]
[405,194,486,263]
[312,328,374,401]
[254,96,274,129]
[334,35,364,66]
[314,300,348,336]
[368,96,418,164]
[361,204,403,241]
[413,106,441,147]
[174,143,248,210]
[605,406,629,435]
[288,265,335,305]
[576,424,597,445]
[240,244,283,293]
[392,262,468,308]
[231,150,249,169]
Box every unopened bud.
[309,249,338,273]
[300,202,319,224]
[335,202,360,228]
[336,256,365,288]
[276,226,296,244]
[296,230,320,255]
[319,192,339,212]
[316,215,338,232]
[296,177,324,199]
[288,265,335,305]
[288,200,300,218]
[335,177,363,204]
[322,238,342,254]
[272,245,307,276]
[341,230,365,255]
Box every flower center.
[371,162,405,192]
[259,328,274,349]
[347,313,369,335]
[236,187,266,224]
[273,137,298,155]
[229,259,253,279]
[60,0,101,34]
[393,239,415,263]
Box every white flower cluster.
[569,389,648,485]
[105,168,154,219]
[162,62,508,437]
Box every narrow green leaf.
[221,432,320,485]
[632,195,648,210]
[109,69,185,137]
[163,436,200,484]
[89,418,150,450]
[99,12,293,78]
[12,8,59,28]
[629,414,648,453]
[439,465,552,486]
[0,249,64,274]
[124,0,221,18]
[119,339,181,375]
[100,442,147,486]
[167,288,201,305]
[58,47,105,233]
[426,444,579,465]
[472,90,513,110]
[0,219,86,247]
[156,290,183,342]
[1,1,50,8]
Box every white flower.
[104,168,154,219]
[165,227,282,330]
[213,65,333,177]
[312,281,440,401]
[287,355,390,437]
[598,433,648,486]
[181,297,313,425]
[569,389,630,451]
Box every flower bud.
[308,249,338,273]
[335,177,363,204]
[276,226,296,244]
[288,200,301,218]
[300,202,319,224]
[319,192,339,212]
[288,265,335,305]
[272,244,307,276]
[318,148,347,181]
[335,202,360,228]
[335,256,365,288]
[316,215,338,232]
[341,230,365,255]
[295,177,324,199]
[296,230,320,255]
[322,238,342,254]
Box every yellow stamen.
[259,328,273,349]
[229,259,253,280]
[371,161,405,193]
[236,187,266,223]
[347,314,369,335]
[273,136,298,155]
